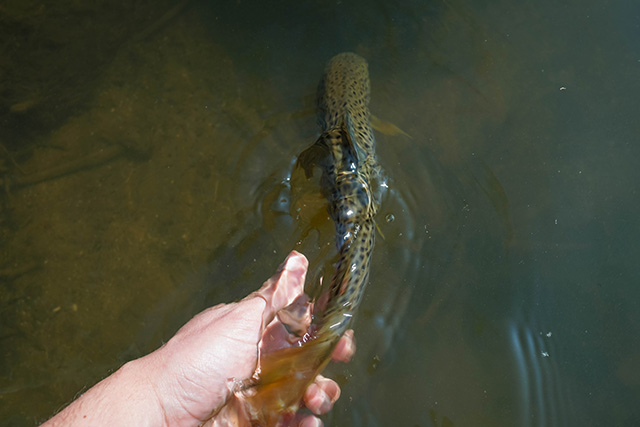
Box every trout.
[240,52,383,425]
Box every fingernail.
[300,416,324,427]
[284,251,308,272]
[318,390,332,414]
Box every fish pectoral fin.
[344,115,366,165]
[371,114,412,139]
[296,137,329,178]
[375,221,386,241]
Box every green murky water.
[1,0,639,425]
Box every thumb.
[247,251,308,333]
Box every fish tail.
[241,334,338,425]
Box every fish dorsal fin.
[371,115,412,139]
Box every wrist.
[118,356,169,426]
[42,356,166,427]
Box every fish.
[238,52,383,426]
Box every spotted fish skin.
[241,53,381,426]
[311,52,381,339]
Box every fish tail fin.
[239,335,337,425]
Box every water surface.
[1,0,638,425]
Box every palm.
[154,252,354,426]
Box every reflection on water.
[508,322,571,427]
[1,0,639,426]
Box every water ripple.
[508,320,573,427]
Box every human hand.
[149,251,355,426]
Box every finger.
[303,375,341,415]
[296,415,323,427]
[259,320,294,353]
[277,293,312,337]
[331,329,356,363]
[249,251,309,333]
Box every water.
[1,0,639,425]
